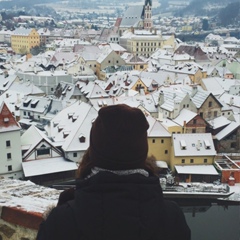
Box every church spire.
[145,0,152,6]
[143,0,152,30]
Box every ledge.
[0,178,61,233]
[1,206,43,230]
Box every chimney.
[125,88,129,97]
[158,90,164,106]
[191,85,198,97]
[158,109,163,122]
[4,71,9,78]
[131,26,134,34]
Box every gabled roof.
[160,62,205,75]
[21,125,61,160]
[45,101,98,152]
[13,28,34,36]
[214,121,240,141]
[146,115,171,137]
[208,116,231,130]
[80,81,109,99]
[75,45,101,61]
[0,75,16,92]
[122,94,158,114]
[173,108,197,126]
[61,106,98,152]
[175,45,210,62]
[49,52,79,66]
[120,5,144,28]
[179,85,223,109]
[97,48,113,63]
[218,92,240,109]
[155,88,187,112]
[0,101,20,133]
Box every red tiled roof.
[0,102,20,130]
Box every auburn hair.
[76,148,160,179]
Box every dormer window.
[58,125,64,132]
[68,113,74,119]
[180,140,187,150]
[4,118,9,123]
[79,135,86,143]
[72,116,78,122]
[23,99,31,107]
[30,99,39,108]
[98,100,103,107]
[204,140,211,149]
[63,131,70,138]
[53,122,58,127]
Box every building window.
[181,159,185,163]
[214,111,218,117]
[37,147,50,156]
[8,165,12,171]
[208,101,212,107]
[204,159,207,163]
[165,150,168,154]
[73,152,77,157]
[152,139,155,143]
[161,139,164,143]
[231,142,236,148]
[7,153,12,160]
[193,119,197,124]
[6,140,10,147]
[190,159,194,163]
[200,112,203,117]
[192,129,196,133]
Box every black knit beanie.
[89,104,149,170]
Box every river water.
[182,202,240,240]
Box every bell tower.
[144,0,153,30]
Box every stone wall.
[0,178,61,240]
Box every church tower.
[144,0,153,30]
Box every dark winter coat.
[37,172,191,240]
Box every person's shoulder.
[163,199,184,215]
[44,201,74,223]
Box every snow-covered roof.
[146,115,171,137]
[208,116,231,129]
[156,161,168,168]
[120,5,143,27]
[215,121,240,140]
[45,101,98,152]
[175,165,219,175]
[172,133,216,156]
[22,157,78,177]
[173,108,197,126]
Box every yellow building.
[146,115,172,165]
[170,133,216,172]
[119,30,176,58]
[11,28,40,54]
[181,25,193,32]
